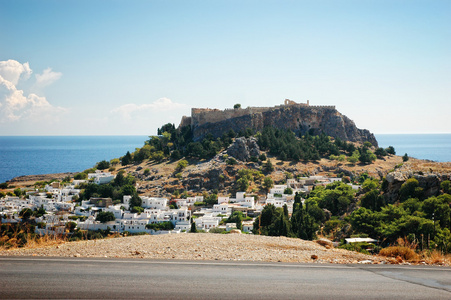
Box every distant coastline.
[376,133,451,163]
[0,135,147,183]
[1,134,450,184]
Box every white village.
[0,170,359,238]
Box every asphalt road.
[0,257,450,299]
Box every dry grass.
[379,238,451,265]
[0,233,67,251]
[420,250,451,265]
[379,237,419,261]
[23,234,67,249]
[379,246,419,261]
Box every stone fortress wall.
[184,99,336,128]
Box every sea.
[0,136,148,184]
[376,134,451,163]
[0,134,450,184]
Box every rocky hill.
[182,100,378,147]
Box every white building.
[141,197,168,210]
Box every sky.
[0,0,450,135]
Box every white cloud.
[0,60,32,85]
[35,67,62,87]
[0,60,67,124]
[111,97,188,120]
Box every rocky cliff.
[189,105,378,147]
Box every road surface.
[0,257,450,299]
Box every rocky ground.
[1,233,392,264]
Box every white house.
[141,197,168,210]
[213,203,231,216]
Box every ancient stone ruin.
[178,99,377,147]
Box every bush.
[74,172,88,180]
[97,160,110,170]
[176,160,188,172]
[284,187,293,195]
[379,246,419,261]
[227,157,237,165]
[95,211,115,223]
[146,221,174,231]
[440,180,450,194]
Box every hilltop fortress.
[179,99,378,147]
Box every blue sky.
[1,0,450,135]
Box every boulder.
[227,137,260,162]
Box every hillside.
[0,233,399,264]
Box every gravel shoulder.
[0,233,388,264]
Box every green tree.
[74,172,88,180]
[34,205,47,218]
[19,208,33,221]
[399,178,422,201]
[402,153,409,162]
[421,194,451,228]
[190,222,197,233]
[121,184,136,197]
[385,146,396,155]
[263,159,274,173]
[176,159,188,172]
[121,151,132,165]
[360,189,385,211]
[227,211,244,224]
[132,206,144,213]
[13,188,23,197]
[359,149,376,164]
[284,187,293,195]
[263,176,274,192]
[236,177,249,192]
[291,201,318,240]
[129,194,142,208]
[66,221,77,232]
[96,160,110,170]
[96,211,115,223]
[440,180,450,194]
[374,147,387,157]
[309,181,355,216]
[236,219,242,230]
[362,179,379,193]
[347,150,360,164]
[233,103,241,109]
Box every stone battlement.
[182,99,335,128]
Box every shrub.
[379,246,419,261]
[440,180,450,194]
[176,160,188,172]
[74,172,88,180]
[95,211,115,223]
[146,221,174,231]
[226,157,237,165]
[97,160,110,170]
[402,153,409,162]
